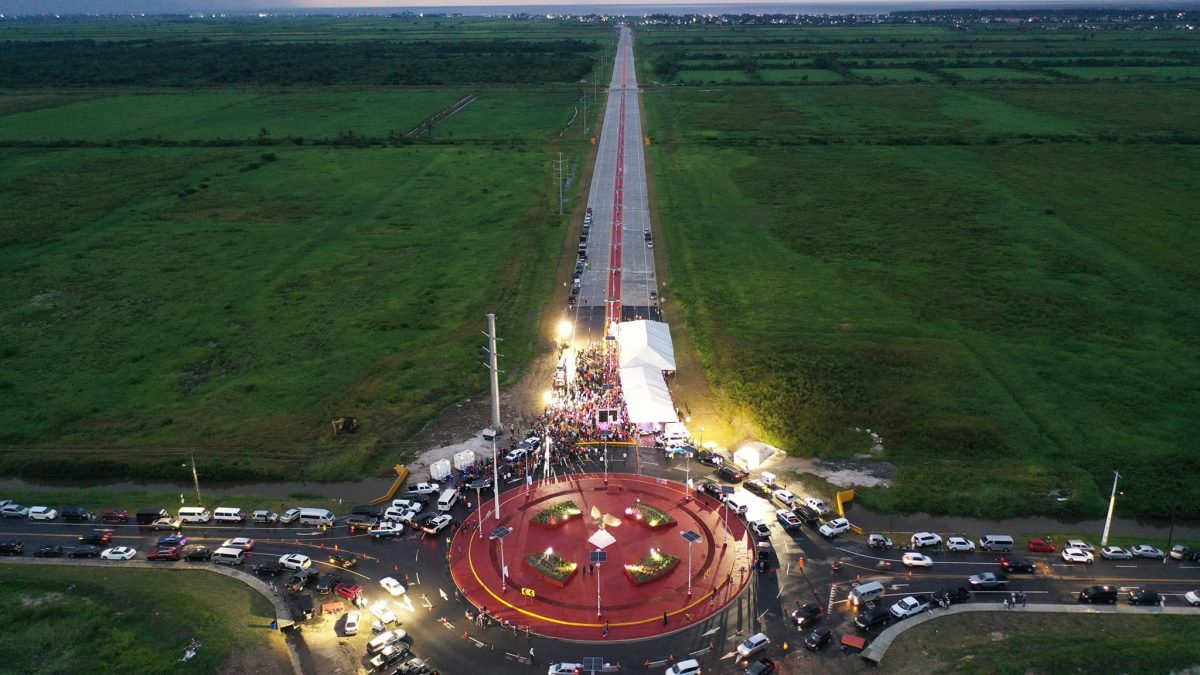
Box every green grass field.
[0,565,289,674]
[641,25,1200,520]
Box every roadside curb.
[0,557,304,675]
[860,602,1198,663]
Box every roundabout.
[449,473,755,641]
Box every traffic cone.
[907,568,912,578]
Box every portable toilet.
[453,450,476,471]
[761,471,778,487]
[429,458,452,481]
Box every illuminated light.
[543,390,554,404]
[556,320,573,341]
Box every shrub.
[530,500,582,528]
[624,550,680,585]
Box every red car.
[1027,538,1055,553]
[335,582,364,600]
[100,508,129,523]
[146,548,181,561]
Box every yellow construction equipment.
[369,465,410,506]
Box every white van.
[437,489,459,512]
[298,508,336,527]
[212,546,245,566]
[979,535,1015,552]
[849,581,886,606]
[724,494,750,516]
[213,507,245,523]
[178,507,211,524]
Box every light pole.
[720,486,734,548]
[183,453,202,506]
[591,549,608,617]
[1100,470,1122,547]
[684,447,691,499]
[681,530,701,596]
[492,526,513,592]
[474,484,483,539]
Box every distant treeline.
[0,39,597,87]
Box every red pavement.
[449,473,755,641]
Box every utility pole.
[189,452,202,506]
[483,313,503,519]
[582,94,588,135]
[1100,470,1122,547]
[555,153,565,215]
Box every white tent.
[732,442,781,471]
[618,320,676,372]
[620,365,677,424]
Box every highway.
[3,448,1198,674]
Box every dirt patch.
[19,591,64,607]
[769,455,896,489]
[219,640,293,675]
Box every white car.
[1131,544,1164,559]
[28,506,58,521]
[902,552,933,567]
[370,521,403,538]
[344,611,360,636]
[370,602,398,624]
[946,536,975,552]
[100,546,137,560]
[221,537,254,551]
[803,497,831,514]
[1061,547,1094,564]
[1065,539,1094,553]
[279,507,303,524]
[422,514,455,534]
[380,577,406,596]
[749,520,771,538]
[818,518,850,538]
[390,498,422,511]
[911,532,942,548]
[665,659,701,675]
[548,664,584,675]
[1185,590,1200,607]
[1100,546,1133,560]
[736,632,770,658]
[889,595,930,619]
[772,489,798,508]
[279,553,312,570]
[407,482,440,496]
[504,448,528,463]
[0,504,30,518]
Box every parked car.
[329,554,358,569]
[346,515,377,533]
[749,520,771,538]
[157,534,188,549]
[968,572,1009,589]
[999,557,1035,573]
[1184,590,1200,607]
[946,536,975,552]
[61,506,91,523]
[370,602,398,624]
[1131,544,1164,559]
[665,659,702,675]
[380,577,406,596]
[696,451,723,467]
[367,629,407,655]
[370,521,404,538]
[792,504,819,524]
[818,518,851,538]
[317,574,342,594]
[407,482,441,496]
[150,517,182,531]
[1065,539,1094,553]
[182,545,213,562]
[251,510,279,524]
[910,532,942,549]
[1128,589,1163,606]
[422,514,455,535]
[803,628,832,651]
[717,464,748,483]
[744,480,770,496]
[28,506,58,521]
[279,553,312,570]
[902,552,933,568]
[771,489,799,508]
[1101,546,1133,560]
[344,611,360,636]
[368,643,411,671]
[775,509,801,530]
[279,508,303,524]
[0,540,24,556]
[1169,545,1189,560]
[147,548,181,561]
[854,607,892,631]
[221,537,255,551]
[335,582,364,600]
[34,545,64,558]
[1061,547,1095,564]
[254,561,284,577]
[745,658,776,675]
[100,547,136,561]
[548,664,584,675]
[868,534,893,549]
[932,587,971,606]
[286,569,316,593]
[1,504,30,518]
[889,595,930,619]
[790,602,823,628]
[697,481,725,500]
[79,533,112,546]
[1026,538,1055,553]
[100,508,129,523]
[1079,586,1119,604]
[736,632,770,658]
[67,545,101,558]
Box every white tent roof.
[618,320,676,372]
[620,366,677,424]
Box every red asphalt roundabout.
[449,473,755,641]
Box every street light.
[591,549,608,617]
[720,486,735,548]
[556,319,573,345]
[681,530,701,596]
[1100,470,1123,547]
[491,526,513,592]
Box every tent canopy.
[618,320,676,372]
[620,366,677,424]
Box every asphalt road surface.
[574,25,659,346]
[3,449,1198,674]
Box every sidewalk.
[0,557,303,674]
[860,601,1199,663]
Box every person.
[1002,597,1009,610]
[663,611,668,626]
[528,647,535,662]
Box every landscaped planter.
[524,553,579,588]
[529,500,582,530]
[623,551,680,586]
[623,502,676,530]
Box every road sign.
[522,587,536,598]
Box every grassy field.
[0,565,290,674]
[0,17,612,482]
[641,25,1200,520]
[881,611,1200,674]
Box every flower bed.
[623,502,676,530]
[529,500,582,530]
[524,552,578,588]
[623,550,680,586]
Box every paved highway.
[3,449,1197,674]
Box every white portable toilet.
[761,471,778,487]
[453,450,476,471]
[429,458,452,481]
